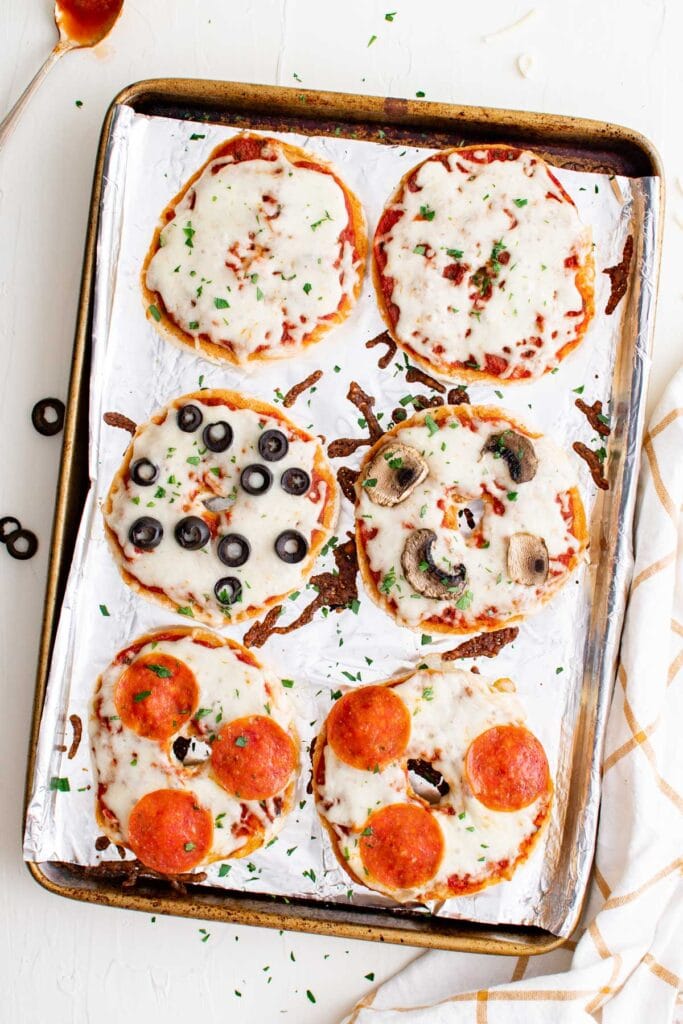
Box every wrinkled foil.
[24,105,660,937]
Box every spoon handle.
[0,43,71,150]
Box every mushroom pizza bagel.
[355,404,587,634]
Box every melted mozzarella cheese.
[377,148,592,378]
[146,139,362,362]
[357,408,582,629]
[318,668,550,901]
[104,395,337,626]
[90,635,298,860]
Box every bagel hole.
[407,758,450,805]
[457,498,484,539]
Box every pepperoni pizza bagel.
[355,404,587,635]
[313,667,553,902]
[103,389,339,626]
[373,145,594,383]
[142,132,367,365]
[90,627,299,874]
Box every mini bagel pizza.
[313,667,553,902]
[90,627,300,874]
[103,389,338,626]
[142,132,367,365]
[355,404,587,634]
[373,145,594,383]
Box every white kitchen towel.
[342,369,683,1023]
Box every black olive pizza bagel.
[103,390,339,626]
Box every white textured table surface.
[1,2,681,1021]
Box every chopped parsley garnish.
[50,777,70,792]
[379,567,396,593]
[99,604,110,617]
[184,842,196,852]
[513,198,528,208]
[186,455,201,466]
[415,90,425,97]
[281,678,294,688]
[303,282,312,294]
[445,247,463,259]
[311,210,332,231]
[573,385,585,395]
[256,287,264,301]
[148,304,161,322]
[306,991,316,1004]
[368,34,377,46]
[218,863,230,877]
[189,133,205,140]
[413,244,427,256]
[214,297,230,309]
[424,413,439,436]
[422,686,434,701]
[146,663,172,678]
[421,633,432,645]
[455,590,473,611]
[134,690,152,702]
[188,320,199,330]
[183,222,195,248]
[507,491,518,501]
[362,477,378,489]
[235,735,248,747]
[176,606,194,617]
[385,10,396,19]
[420,204,435,221]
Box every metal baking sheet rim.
[23,79,664,955]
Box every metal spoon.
[0,0,124,149]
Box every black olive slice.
[172,736,191,762]
[0,516,21,543]
[175,516,210,550]
[203,421,233,453]
[258,429,289,462]
[240,463,273,495]
[130,458,159,486]
[214,576,242,605]
[31,398,65,437]
[275,530,308,564]
[128,517,163,550]
[6,528,38,560]
[176,404,203,432]
[217,533,251,567]
[280,467,310,496]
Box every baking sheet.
[24,104,659,937]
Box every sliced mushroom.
[203,495,233,513]
[401,529,467,600]
[507,533,549,585]
[362,442,428,507]
[483,430,538,483]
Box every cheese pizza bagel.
[373,145,594,383]
[143,132,367,365]
[103,389,339,626]
[90,627,299,874]
[313,666,553,902]
[355,404,587,635]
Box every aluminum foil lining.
[24,105,660,937]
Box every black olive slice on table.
[240,464,273,495]
[280,467,310,496]
[217,533,251,568]
[130,458,159,486]
[275,530,308,564]
[203,421,233,453]
[6,528,38,560]
[31,398,65,436]
[128,517,163,550]
[258,429,289,462]
[175,516,211,550]
[0,516,21,543]
[176,404,203,432]
[214,576,242,606]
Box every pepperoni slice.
[327,685,410,772]
[127,790,213,873]
[360,803,444,889]
[465,725,549,812]
[115,653,198,742]
[211,715,296,800]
